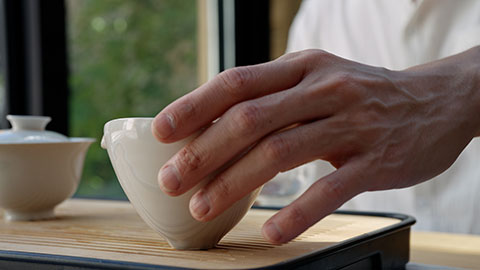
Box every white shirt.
[283,0,480,234]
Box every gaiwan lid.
[0,115,69,143]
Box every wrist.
[400,46,480,138]
[467,46,480,137]
[474,48,480,137]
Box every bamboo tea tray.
[0,199,414,269]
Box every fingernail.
[159,165,181,193]
[263,221,282,243]
[190,190,210,219]
[153,113,175,140]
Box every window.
[67,0,199,198]
[269,0,301,59]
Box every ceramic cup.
[0,115,94,221]
[101,118,261,250]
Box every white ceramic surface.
[102,118,261,250]
[1,115,69,143]
[0,115,94,221]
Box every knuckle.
[295,48,327,58]
[300,49,329,65]
[329,72,365,106]
[307,49,334,65]
[218,66,256,98]
[176,143,205,175]
[332,72,357,89]
[309,49,331,59]
[284,205,309,226]
[280,49,321,61]
[229,102,262,137]
[177,100,197,120]
[277,51,299,61]
[323,178,347,200]
[262,135,292,162]
[278,49,331,72]
[211,174,234,202]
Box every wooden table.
[410,231,480,269]
[0,199,478,269]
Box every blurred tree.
[67,0,197,198]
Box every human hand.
[152,47,480,244]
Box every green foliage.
[67,0,198,198]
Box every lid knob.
[0,115,68,143]
[7,115,52,131]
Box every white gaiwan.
[0,115,94,221]
[101,118,261,250]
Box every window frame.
[1,0,271,129]
[1,0,68,134]
[217,0,270,71]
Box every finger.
[152,52,307,143]
[261,160,365,244]
[157,82,342,196]
[187,117,349,221]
